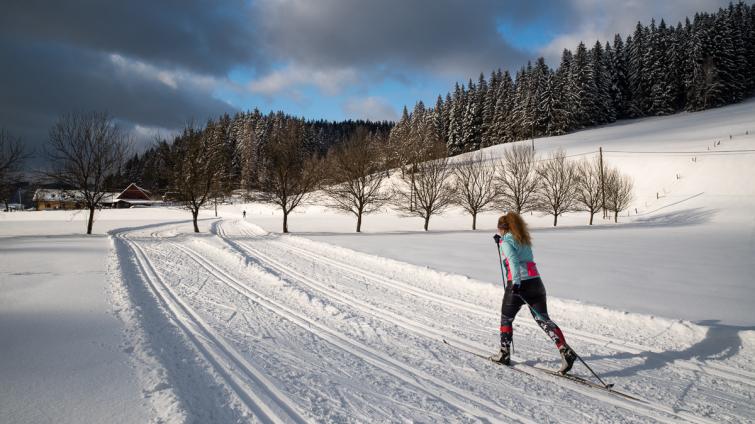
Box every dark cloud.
[257,0,554,77]
[0,0,262,76]
[0,38,236,163]
[1,0,741,165]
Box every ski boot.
[558,345,577,374]
[490,346,511,365]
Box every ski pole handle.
[493,235,507,286]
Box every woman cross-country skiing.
[490,211,577,374]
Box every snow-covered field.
[1,100,754,423]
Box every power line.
[603,149,755,155]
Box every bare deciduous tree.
[452,151,497,230]
[605,167,634,223]
[256,119,321,233]
[574,157,603,225]
[45,112,130,234]
[535,149,577,227]
[321,128,390,232]
[495,144,539,214]
[0,129,30,211]
[393,143,454,231]
[174,122,223,233]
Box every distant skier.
[242,210,246,219]
[490,212,577,374]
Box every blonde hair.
[498,212,532,246]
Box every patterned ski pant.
[499,277,567,350]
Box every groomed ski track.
[110,218,755,423]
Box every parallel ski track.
[115,231,309,424]
[213,221,718,424]
[167,237,532,423]
[252,227,754,390]
[251,235,751,422]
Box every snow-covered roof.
[32,189,85,202]
[116,199,161,205]
[115,183,151,201]
[100,193,120,204]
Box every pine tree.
[492,70,514,144]
[462,79,482,152]
[447,83,466,155]
[647,19,675,115]
[481,71,498,147]
[509,66,529,140]
[433,95,447,146]
[609,34,631,117]
[570,42,597,128]
[591,41,616,123]
[628,22,649,116]
[531,58,553,135]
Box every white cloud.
[248,64,359,97]
[108,53,233,93]
[538,0,733,65]
[342,96,398,121]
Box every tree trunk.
[553,214,558,227]
[356,211,362,233]
[472,212,477,230]
[86,206,95,234]
[283,210,288,233]
[410,172,415,212]
[424,215,430,231]
[192,209,199,233]
[589,211,594,225]
[614,210,618,223]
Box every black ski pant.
[499,277,567,350]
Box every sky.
[0,0,740,159]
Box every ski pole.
[493,234,513,355]
[493,234,506,286]
[516,293,614,388]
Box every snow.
[0,234,148,424]
[1,99,754,422]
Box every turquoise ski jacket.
[499,232,540,286]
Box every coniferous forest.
[117,2,755,193]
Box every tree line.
[115,2,754,193]
[331,139,634,233]
[1,3,750,234]
[396,2,755,156]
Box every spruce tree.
[628,22,649,116]
[647,19,675,115]
[570,42,597,128]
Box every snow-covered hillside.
[1,100,754,423]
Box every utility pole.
[599,147,606,219]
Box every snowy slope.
[239,98,755,326]
[101,217,754,422]
[2,99,754,423]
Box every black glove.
[493,234,501,244]
[511,284,521,295]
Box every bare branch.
[605,167,634,223]
[452,151,497,230]
[574,157,603,225]
[173,121,224,232]
[392,143,454,231]
[535,148,577,227]
[494,144,539,214]
[43,112,131,234]
[321,128,390,232]
[254,118,322,233]
[0,129,31,210]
